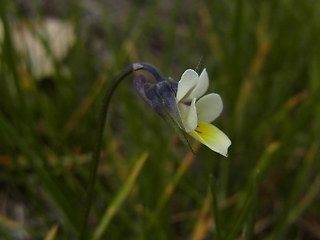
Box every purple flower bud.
[132,63,193,151]
[133,74,185,131]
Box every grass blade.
[92,152,148,240]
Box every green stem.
[80,63,144,239]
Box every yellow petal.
[188,121,231,157]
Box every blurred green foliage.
[1,0,320,239]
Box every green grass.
[1,0,320,239]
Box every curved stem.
[138,62,165,82]
[80,63,144,239]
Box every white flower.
[0,18,74,79]
[176,68,231,157]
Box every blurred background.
[1,0,320,239]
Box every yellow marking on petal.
[188,121,231,157]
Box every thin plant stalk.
[79,63,144,239]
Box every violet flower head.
[133,64,185,132]
[133,63,231,156]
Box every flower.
[0,18,74,79]
[176,68,231,157]
[133,63,231,156]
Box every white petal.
[196,93,223,123]
[183,68,209,102]
[176,69,199,102]
[178,99,197,132]
[188,121,231,157]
